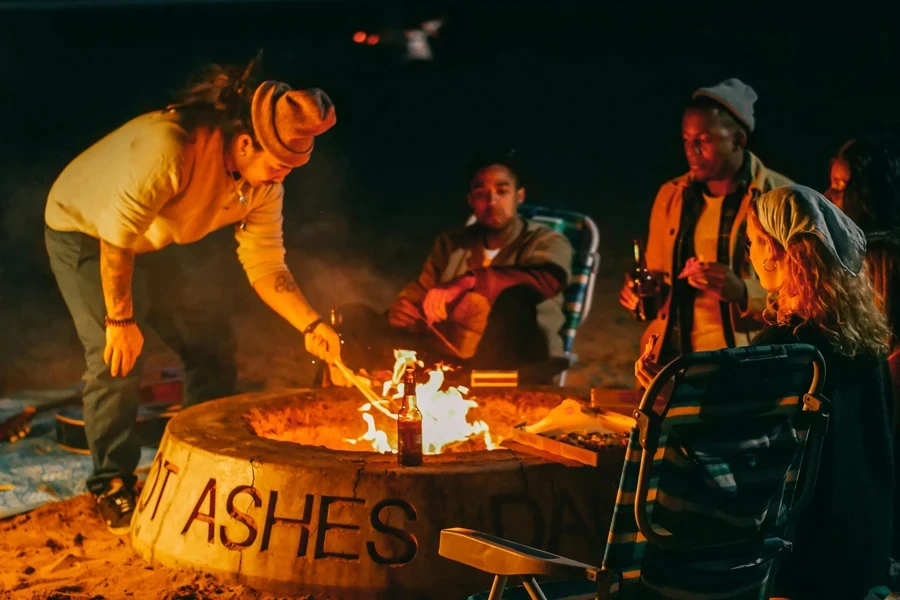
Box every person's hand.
[619,273,640,312]
[326,363,354,387]
[305,321,342,364]
[422,275,474,325]
[634,334,661,389]
[680,260,746,303]
[388,298,421,329]
[104,323,144,377]
[635,358,662,389]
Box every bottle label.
[398,420,423,465]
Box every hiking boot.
[94,478,136,536]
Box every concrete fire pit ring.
[130,387,631,599]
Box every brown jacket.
[396,219,573,358]
[642,152,793,363]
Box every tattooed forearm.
[273,272,299,294]
[252,270,319,334]
[99,240,135,319]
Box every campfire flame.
[345,350,496,455]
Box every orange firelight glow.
[344,350,495,455]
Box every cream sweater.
[45,110,287,284]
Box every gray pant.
[45,227,237,494]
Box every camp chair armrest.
[785,393,831,520]
[439,528,601,580]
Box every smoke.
[148,207,425,326]
[280,208,427,313]
[292,254,407,312]
[0,165,58,288]
[275,140,429,312]
[0,164,86,394]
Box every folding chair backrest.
[601,344,829,599]
[517,205,600,354]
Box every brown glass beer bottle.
[632,238,659,321]
[398,364,423,466]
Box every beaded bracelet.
[105,316,136,327]
[303,317,324,336]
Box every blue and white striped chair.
[440,343,830,599]
[467,205,601,386]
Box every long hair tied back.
[169,50,264,140]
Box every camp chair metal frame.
[465,207,601,386]
[439,344,830,600]
[439,527,609,600]
[632,345,830,552]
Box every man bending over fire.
[340,155,573,384]
[44,57,342,534]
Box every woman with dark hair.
[826,137,900,576]
[44,55,342,533]
[826,137,900,369]
[637,185,896,599]
[826,137,900,231]
[822,138,855,212]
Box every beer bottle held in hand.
[398,364,423,466]
[632,239,659,321]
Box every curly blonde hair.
[748,201,890,356]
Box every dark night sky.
[0,1,898,292]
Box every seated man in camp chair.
[337,154,573,384]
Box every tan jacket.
[397,219,572,358]
[642,152,793,362]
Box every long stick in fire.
[332,360,397,420]
[410,308,464,358]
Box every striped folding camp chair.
[467,206,601,386]
[439,343,830,600]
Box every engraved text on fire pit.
[138,450,599,567]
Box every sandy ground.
[0,237,645,599]
[0,491,338,600]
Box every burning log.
[441,435,489,454]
